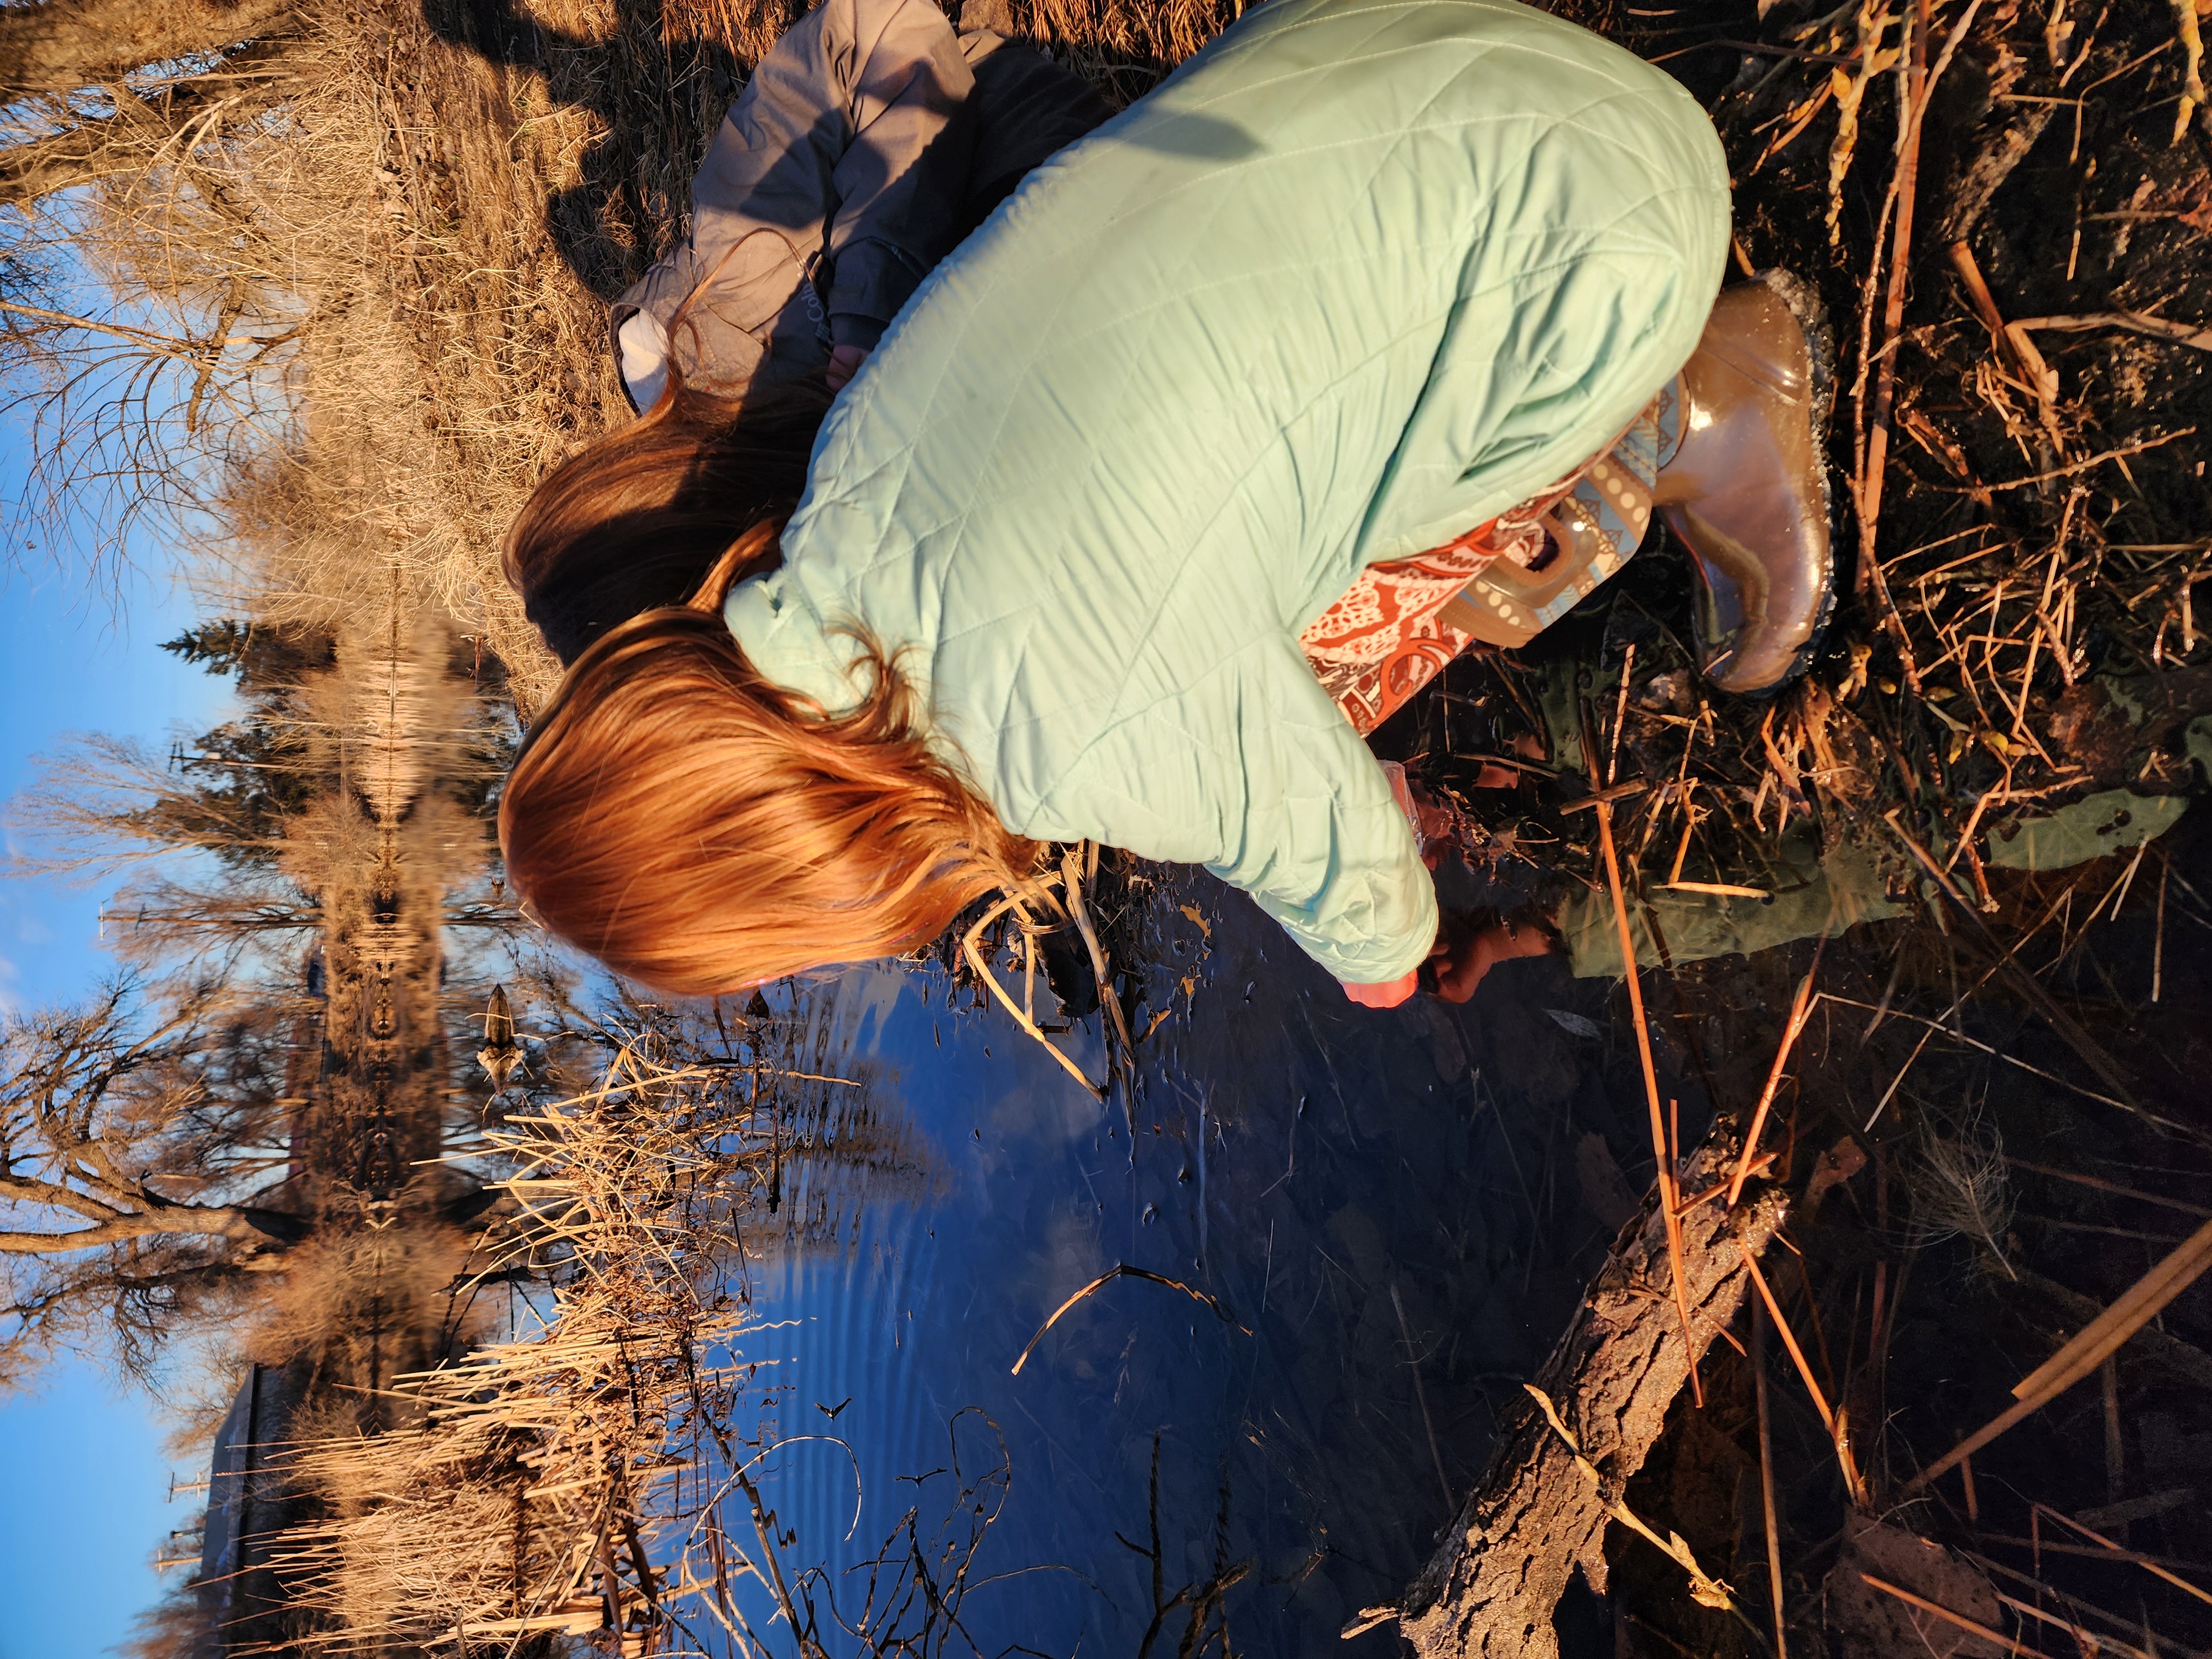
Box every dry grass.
[259,1009,990,1656]
[17,0,1248,721]
[241,1220,484,1372]
[225,0,828,705]
[160,0,1230,712]
[267,1036,770,1652]
[268,1044,761,1655]
[185,11,612,703]
[1019,0,1234,97]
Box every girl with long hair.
[502,0,1837,1011]
[508,0,1109,666]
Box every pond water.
[738,870,1650,1657]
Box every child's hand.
[1426,912,1555,1004]
[826,344,871,390]
[1339,909,1554,1009]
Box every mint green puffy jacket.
[726,0,1729,984]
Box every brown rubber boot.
[1655,272,1835,696]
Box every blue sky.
[0,548,236,1658]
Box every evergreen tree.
[159,619,333,692]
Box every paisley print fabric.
[1300,380,1683,735]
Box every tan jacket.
[613,0,1107,410]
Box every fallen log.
[1399,1134,1790,1658]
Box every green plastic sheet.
[1561,835,1906,978]
[1984,789,2189,869]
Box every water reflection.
[745,868,1629,1655]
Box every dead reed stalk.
[267,1035,806,1654]
[1909,1212,2212,1493]
[1594,799,1702,1406]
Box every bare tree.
[12,739,330,978]
[15,730,312,873]
[0,0,317,581]
[101,875,324,970]
[0,978,308,1385]
[119,1574,217,1659]
[0,36,300,204]
[15,618,335,874]
[0,0,298,102]
[0,247,300,580]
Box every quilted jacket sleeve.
[768,0,1729,987]
[1041,639,1439,988]
[1202,644,1440,987]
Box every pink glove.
[1342,969,1419,1009]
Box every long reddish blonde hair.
[497,530,1041,994]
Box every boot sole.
[1734,266,1838,698]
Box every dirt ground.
[1356,2,2212,1649]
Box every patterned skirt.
[1300,380,1682,736]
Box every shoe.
[1655,271,1835,696]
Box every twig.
[1739,1243,1833,1434]
[1010,1263,1248,1375]
[1880,812,2144,1114]
[2011,1214,2212,1403]
[1671,36,1867,65]
[1676,1152,1777,1217]
[0,295,264,356]
[1858,1574,2049,1657]
[1942,428,2197,494]
[1062,845,1133,1059]
[1608,643,1636,786]
[1523,1387,1758,1633]
[1979,1535,2212,1574]
[1991,1588,2158,1659]
[1823,993,2154,1124]
[1597,800,1703,1406]
[1751,1298,1788,1659]
[1392,1282,1455,1518]
[2030,1505,2212,1608]
[2009,310,2212,352]
[1561,778,1648,814]
[1864,1022,1936,1133]
[1857,0,1983,691]
[2005,1155,2212,1217]
[2172,0,2206,143]
[1728,948,1823,1206]
[1742,1238,1870,1505]
[1752,78,1834,174]
[1950,238,2065,445]
[1907,1213,2212,1492]
[961,895,1105,1099]
[1971,1550,2185,1657]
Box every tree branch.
[0,39,298,206]
[1401,1135,1790,1659]
[0,1165,121,1212]
[0,1201,269,1253]
[0,0,295,99]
